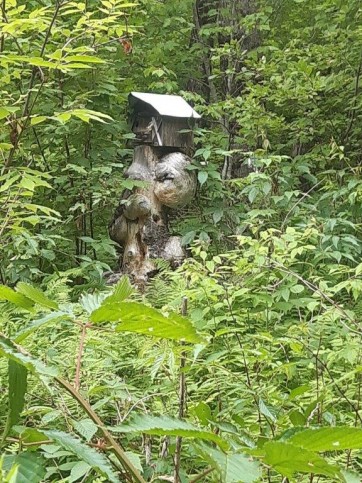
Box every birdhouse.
[129,92,201,151]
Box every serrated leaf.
[263,441,341,479]
[73,418,98,442]
[16,283,59,310]
[86,277,132,317]
[43,430,118,483]
[104,276,133,304]
[79,293,108,314]
[2,452,46,483]
[111,414,228,450]
[0,285,34,310]
[287,427,362,452]
[90,301,203,343]
[194,442,261,482]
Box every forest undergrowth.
[1,0,362,481]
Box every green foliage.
[1,0,362,481]
[112,414,228,449]
[1,453,46,483]
[42,430,119,483]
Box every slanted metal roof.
[129,92,201,119]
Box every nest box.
[129,92,201,150]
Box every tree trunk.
[109,146,196,287]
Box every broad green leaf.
[0,285,34,311]
[198,171,208,185]
[28,58,57,68]
[193,402,212,425]
[60,62,93,70]
[0,334,58,377]
[0,142,14,151]
[53,112,72,123]
[195,442,261,483]
[30,116,47,126]
[263,441,341,479]
[0,106,19,119]
[43,430,118,483]
[65,55,105,63]
[16,283,59,310]
[0,107,10,120]
[111,414,228,450]
[287,427,362,452]
[2,453,46,483]
[90,301,203,343]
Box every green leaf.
[8,360,27,427]
[30,116,47,126]
[0,285,34,311]
[73,418,98,442]
[102,276,133,304]
[198,171,208,186]
[195,442,261,482]
[14,312,67,343]
[259,398,276,423]
[90,301,203,343]
[43,430,118,483]
[262,441,341,479]
[111,414,228,450]
[69,461,91,483]
[2,360,28,442]
[0,107,10,120]
[287,427,362,452]
[124,452,143,474]
[341,470,361,483]
[16,283,59,310]
[193,402,212,425]
[65,55,105,64]
[290,284,304,294]
[2,453,46,483]
[181,230,196,246]
[0,334,58,377]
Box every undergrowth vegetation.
[1,0,362,481]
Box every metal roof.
[129,92,201,119]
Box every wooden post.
[108,93,199,286]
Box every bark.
[192,0,260,179]
[109,147,196,287]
